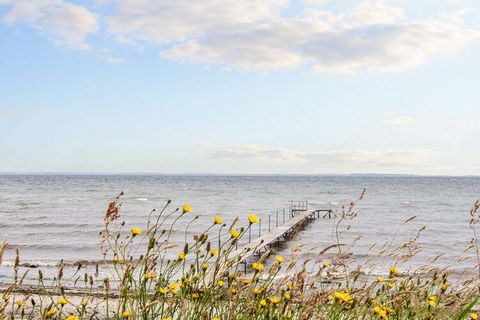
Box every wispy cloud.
[193,142,447,173]
[0,105,48,119]
[107,0,479,73]
[382,115,416,126]
[1,0,98,50]
[457,120,477,128]
[105,57,125,64]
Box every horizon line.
[0,172,479,178]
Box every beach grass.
[1,192,480,319]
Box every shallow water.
[0,174,479,284]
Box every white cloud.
[347,0,405,27]
[106,0,479,73]
[382,115,416,126]
[105,57,125,64]
[96,48,125,64]
[1,0,98,49]
[0,105,48,118]
[107,0,288,44]
[311,20,478,74]
[457,120,477,128]
[194,142,446,173]
[1,0,477,71]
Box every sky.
[1,0,480,175]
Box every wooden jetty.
[227,201,335,272]
[2,201,335,295]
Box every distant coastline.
[1,172,479,177]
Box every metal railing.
[244,200,310,244]
[289,200,308,215]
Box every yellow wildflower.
[327,295,333,301]
[57,297,68,306]
[284,292,291,300]
[230,287,238,294]
[260,299,267,307]
[254,287,263,295]
[2,293,9,301]
[322,261,330,268]
[66,316,78,320]
[45,307,58,317]
[210,248,218,256]
[270,296,281,304]
[334,291,352,303]
[252,262,265,272]
[471,313,478,320]
[181,277,190,286]
[441,283,449,291]
[248,214,259,224]
[228,273,237,280]
[158,287,168,295]
[201,262,209,271]
[183,204,192,214]
[112,256,119,263]
[191,293,200,299]
[389,266,398,278]
[163,318,172,320]
[16,300,26,308]
[178,251,186,260]
[131,227,142,236]
[428,295,438,307]
[243,279,252,285]
[144,272,157,280]
[218,280,225,287]
[386,281,394,288]
[169,282,178,290]
[374,306,388,320]
[214,215,223,225]
[275,255,285,263]
[122,310,131,318]
[80,300,88,307]
[377,277,384,283]
[230,229,240,239]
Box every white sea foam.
[0,174,478,284]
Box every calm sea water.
[1,174,479,284]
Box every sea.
[1,174,479,286]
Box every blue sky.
[1,0,480,175]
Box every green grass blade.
[454,296,480,320]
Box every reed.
[1,192,479,320]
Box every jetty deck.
[226,201,334,270]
